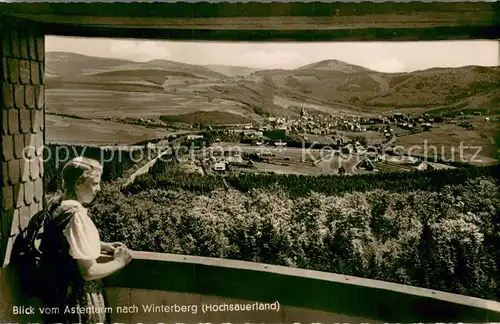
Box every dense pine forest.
[45,144,500,301]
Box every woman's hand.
[101,241,127,253]
[113,246,132,267]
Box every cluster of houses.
[257,110,369,135]
[249,109,440,138]
[189,110,443,151]
[203,149,250,172]
[170,108,487,174]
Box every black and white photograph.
[1,2,500,324]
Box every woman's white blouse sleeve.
[62,206,101,260]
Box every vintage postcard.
[0,1,499,323]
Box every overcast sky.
[46,36,498,73]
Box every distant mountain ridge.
[46,51,226,79]
[297,59,375,74]
[45,51,500,120]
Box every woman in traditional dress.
[41,157,132,324]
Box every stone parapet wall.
[0,17,45,266]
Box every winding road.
[122,136,186,188]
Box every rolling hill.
[46,52,225,79]
[297,59,375,74]
[253,64,500,116]
[45,51,500,124]
[45,52,132,78]
[205,64,260,77]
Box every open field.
[393,118,499,165]
[46,88,257,120]
[250,162,325,176]
[45,114,171,145]
[207,143,336,175]
[315,153,362,174]
[160,110,255,125]
[213,143,327,160]
[210,143,361,175]
[272,95,372,117]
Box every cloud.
[109,40,171,62]
[235,50,303,69]
[365,57,406,73]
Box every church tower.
[301,107,307,118]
